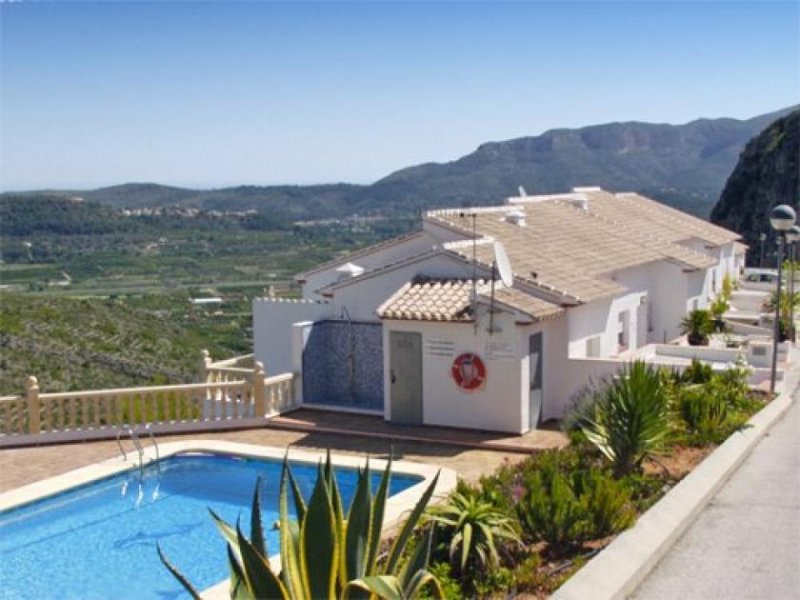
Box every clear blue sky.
[1,1,798,190]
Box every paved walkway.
[633,390,800,600]
[0,410,566,493]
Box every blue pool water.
[0,452,420,600]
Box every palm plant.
[159,453,443,600]
[680,309,714,346]
[709,297,729,333]
[580,361,671,478]
[427,491,520,576]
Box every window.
[586,336,601,358]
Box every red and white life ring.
[451,353,486,391]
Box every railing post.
[199,349,212,382]
[27,376,40,434]
[253,361,266,417]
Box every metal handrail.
[144,423,160,473]
[116,426,144,478]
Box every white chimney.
[335,262,365,281]
[505,209,527,227]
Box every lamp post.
[786,224,800,341]
[759,232,767,268]
[769,205,796,394]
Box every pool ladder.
[116,424,161,478]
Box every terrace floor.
[0,408,568,493]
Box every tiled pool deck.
[0,409,568,492]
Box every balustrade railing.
[0,351,298,445]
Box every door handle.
[390,370,396,384]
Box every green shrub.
[422,563,462,600]
[472,566,515,598]
[510,553,543,594]
[517,465,585,553]
[580,361,672,478]
[577,470,636,539]
[517,466,636,554]
[682,358,714,384]
[679,384,730,443]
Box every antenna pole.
[471,212,478,334]
[489,261,497,335]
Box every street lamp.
[786,224,800,341]
[769,204,796,394]
[759,232,767,268]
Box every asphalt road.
[632,393,800,599]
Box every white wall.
[522,316,570,422]
[566,290,644,359]
[383,307,557,433]
[330,253,475,322]
[300,230,454,300]
[253,298,333,375]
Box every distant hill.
[6,105,795,219]
[81,183,365,219]
[710,110,800,259]
[354,106,796,217]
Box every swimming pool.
[0,442,445,600]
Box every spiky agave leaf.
[235,521,288,599]
[279,458,306,598]
[344,463,373,583]
[385,471,440,573]
[299,463,339,599]
[156,544,203,600]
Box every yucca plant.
[680,309,714,346]
[158,452,443,600]
[763,290,800,341]
[580,361,671,478]
[427,491,520,576]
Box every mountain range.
[7,105,796,220]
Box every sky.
[1,1,798,191]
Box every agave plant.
[580,361,671,478]
[427,491,519,576]
[680,309,714,346]
[159,452,443,600]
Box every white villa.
[253,187,746,434]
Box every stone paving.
[0,409,567,493]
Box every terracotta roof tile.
[377,279,564,322]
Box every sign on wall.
[485,340,515,360]
[426,338,455,357]
[451,353,487,391]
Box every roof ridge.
[315,247,441,295]
[297,229,425,279]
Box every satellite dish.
[494,242,513,287]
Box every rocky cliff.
[710,110,799,263]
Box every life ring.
[452,353,486,391]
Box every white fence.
[0,352,297,447]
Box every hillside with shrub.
[0,293,240,394]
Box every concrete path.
[632,392,800,600]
